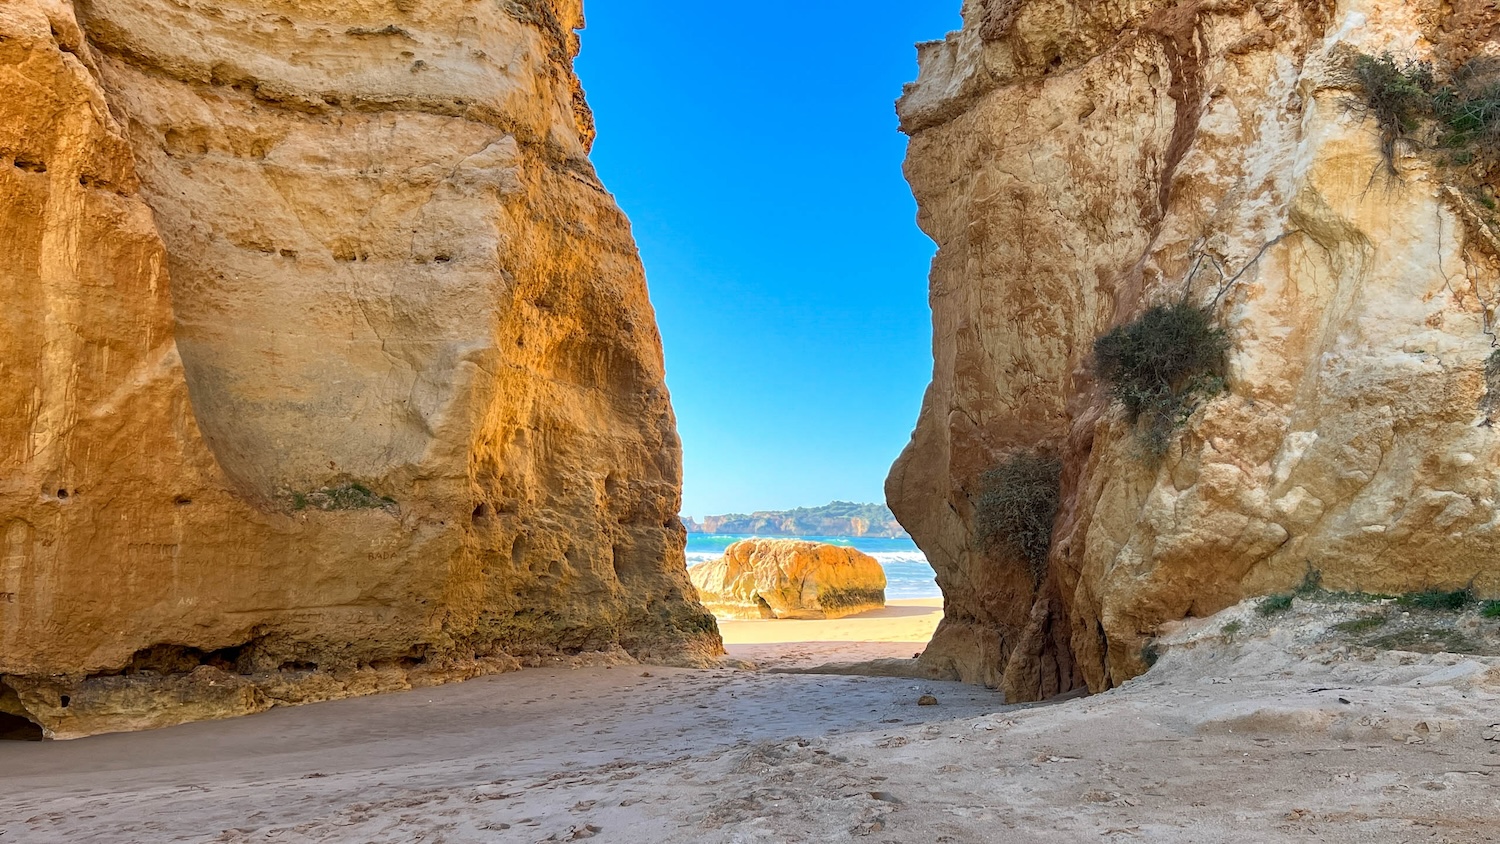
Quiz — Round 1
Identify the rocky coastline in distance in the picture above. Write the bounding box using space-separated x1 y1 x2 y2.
681 501 909 539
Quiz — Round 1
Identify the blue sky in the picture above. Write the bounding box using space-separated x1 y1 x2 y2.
576 3 960 518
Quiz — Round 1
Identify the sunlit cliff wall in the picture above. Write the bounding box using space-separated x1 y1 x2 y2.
0 0 718 739
890 0 1500 700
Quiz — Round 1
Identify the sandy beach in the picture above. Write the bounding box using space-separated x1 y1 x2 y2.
717 598 944 670
3 599 1499 843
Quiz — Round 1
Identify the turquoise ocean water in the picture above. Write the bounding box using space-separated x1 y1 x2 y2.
685 534 941 600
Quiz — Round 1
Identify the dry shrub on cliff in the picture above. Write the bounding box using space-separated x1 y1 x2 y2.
1353 53 1437 172
1093 302 1228 458
1353 53 1500 182
1436 59 1500 177
975 452 1062 583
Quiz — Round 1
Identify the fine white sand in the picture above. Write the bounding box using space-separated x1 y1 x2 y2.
3 598 1498 843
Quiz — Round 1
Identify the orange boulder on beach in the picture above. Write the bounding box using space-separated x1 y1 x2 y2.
688 539 887 620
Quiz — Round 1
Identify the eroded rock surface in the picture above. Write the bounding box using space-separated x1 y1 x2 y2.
891 0 1500 700
689 539 888 620
0 0 718 739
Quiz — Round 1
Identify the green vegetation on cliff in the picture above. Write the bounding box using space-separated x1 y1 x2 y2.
682 501 908 538
1093 301 1229 458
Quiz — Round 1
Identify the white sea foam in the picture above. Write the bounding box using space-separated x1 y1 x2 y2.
866 551 930 565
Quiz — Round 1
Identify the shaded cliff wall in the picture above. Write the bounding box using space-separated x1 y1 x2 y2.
0 0 718 739
890 0 1500 700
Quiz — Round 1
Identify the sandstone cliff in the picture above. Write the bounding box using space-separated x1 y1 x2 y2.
0 0 718 739
688 539 888 620
890 0 1500 701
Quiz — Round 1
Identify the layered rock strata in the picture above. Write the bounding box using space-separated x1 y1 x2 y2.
689 539 888 620
891 0 1500 701
0 0 718 739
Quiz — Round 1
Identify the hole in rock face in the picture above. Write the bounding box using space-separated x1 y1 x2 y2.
755 596 776 619
0 682 43 741
371 645 428 672
0 712 43 741
60 695 70 708
127 642 250 675
56 489 68 500
472 502 492 523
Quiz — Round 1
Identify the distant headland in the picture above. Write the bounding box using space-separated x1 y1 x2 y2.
682 501 909 539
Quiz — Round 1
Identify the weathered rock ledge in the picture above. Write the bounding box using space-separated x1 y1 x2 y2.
0 0 718 739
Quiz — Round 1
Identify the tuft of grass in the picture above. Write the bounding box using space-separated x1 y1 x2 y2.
1274 570 1394 605
1397 588 1474 612
1093 302 1229 458
1140 642 1161 668
1482 600 1500 619
1295 568 1324 596
1221 620 1243 637
1371 627 1481 655
1333 615 1388 635
974 451 1063 583
1257 593 1295 617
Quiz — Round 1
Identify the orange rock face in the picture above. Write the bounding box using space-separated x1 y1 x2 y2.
892 0 1500 701
0 0 718 739
689 539 888 620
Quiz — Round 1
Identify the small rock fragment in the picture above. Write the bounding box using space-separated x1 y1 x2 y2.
918 694 939 706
